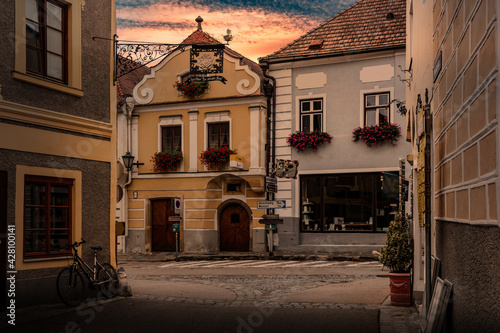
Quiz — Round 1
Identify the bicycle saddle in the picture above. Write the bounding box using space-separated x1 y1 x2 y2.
91 246 103 251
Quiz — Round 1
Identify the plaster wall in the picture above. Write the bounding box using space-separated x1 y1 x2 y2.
0 0 112 122
0 149 111 305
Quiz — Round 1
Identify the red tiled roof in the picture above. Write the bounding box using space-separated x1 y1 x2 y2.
117 56 151 104
262 0 405 62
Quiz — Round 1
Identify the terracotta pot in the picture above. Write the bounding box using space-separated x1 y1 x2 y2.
388 272 412 306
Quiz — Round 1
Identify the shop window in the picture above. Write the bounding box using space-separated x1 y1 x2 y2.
162 125 182 152
24 175 73 258
364 92 390 126
208 122 229 149
25 0 68 82
300 99 323 132
300 173 399 232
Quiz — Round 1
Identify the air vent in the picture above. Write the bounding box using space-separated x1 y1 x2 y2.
308 39 324 50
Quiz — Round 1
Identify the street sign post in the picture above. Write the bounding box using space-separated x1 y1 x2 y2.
168 216 182 222
265 176 278 193
265 224 277 231
257 200 286 209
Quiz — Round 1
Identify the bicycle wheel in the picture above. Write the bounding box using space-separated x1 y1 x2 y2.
56 266 86 307
97 263 119 299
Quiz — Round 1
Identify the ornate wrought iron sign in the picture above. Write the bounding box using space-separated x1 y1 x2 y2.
116 42 183 79
190 44 225 74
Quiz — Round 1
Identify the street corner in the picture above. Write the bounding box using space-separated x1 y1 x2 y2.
279 277 390 305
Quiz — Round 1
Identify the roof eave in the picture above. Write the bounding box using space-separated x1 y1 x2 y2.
261 44 406 65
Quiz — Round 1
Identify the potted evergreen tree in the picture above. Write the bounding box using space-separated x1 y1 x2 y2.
379 213 413 306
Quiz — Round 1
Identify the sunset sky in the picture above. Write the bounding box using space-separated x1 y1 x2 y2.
116 0 357 62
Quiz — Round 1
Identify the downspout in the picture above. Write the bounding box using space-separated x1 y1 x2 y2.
259 61 277 255
259 61 276 205
121 97 135 244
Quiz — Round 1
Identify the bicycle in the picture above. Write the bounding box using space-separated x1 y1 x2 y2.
56 239 119 307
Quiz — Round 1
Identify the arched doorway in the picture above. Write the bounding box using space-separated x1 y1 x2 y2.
219 203 250 252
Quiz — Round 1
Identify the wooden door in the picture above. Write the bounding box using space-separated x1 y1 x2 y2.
151 199 176 251
220 204 250 252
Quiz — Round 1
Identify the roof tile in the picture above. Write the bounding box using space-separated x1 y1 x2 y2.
262 0 405 61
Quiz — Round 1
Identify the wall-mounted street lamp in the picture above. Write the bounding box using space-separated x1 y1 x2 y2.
122 152 143 171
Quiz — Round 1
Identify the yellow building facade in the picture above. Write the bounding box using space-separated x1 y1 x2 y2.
117 24 268 253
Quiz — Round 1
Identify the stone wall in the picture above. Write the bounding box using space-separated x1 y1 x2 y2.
432 0 498 331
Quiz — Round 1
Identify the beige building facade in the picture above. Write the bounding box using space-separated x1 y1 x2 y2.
0 0 116 307
407 0 499 330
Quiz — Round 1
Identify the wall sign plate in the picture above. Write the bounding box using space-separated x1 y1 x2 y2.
190 44 224 74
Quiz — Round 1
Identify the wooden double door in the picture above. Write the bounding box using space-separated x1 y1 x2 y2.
220 204 250 252
151 199 176 251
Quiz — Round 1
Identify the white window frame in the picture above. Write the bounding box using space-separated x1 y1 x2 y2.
359 87 394 127
295 93 327 132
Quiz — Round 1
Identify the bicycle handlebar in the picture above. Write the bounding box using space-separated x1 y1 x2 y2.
61 238 86 251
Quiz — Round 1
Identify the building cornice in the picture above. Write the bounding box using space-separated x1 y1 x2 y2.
0 100 113 138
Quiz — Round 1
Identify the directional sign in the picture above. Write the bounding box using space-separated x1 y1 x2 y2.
168 216 182 222
257 200 286 209
265 177 278 193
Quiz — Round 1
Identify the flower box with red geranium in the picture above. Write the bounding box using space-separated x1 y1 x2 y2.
200 147 236 171
151 151 183 173
286 131 333 152
174 80 209 99
352 122 401 147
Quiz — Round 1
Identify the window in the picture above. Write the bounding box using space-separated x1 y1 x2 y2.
162 126 182 152
25 0 67 82
24 175 72 258
364 93 390 126
300 99 323 132
300 173 399 232
208 122 229 149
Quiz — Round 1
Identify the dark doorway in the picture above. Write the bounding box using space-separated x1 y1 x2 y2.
0 171 7 310
220 204 250 252
151 199 176 251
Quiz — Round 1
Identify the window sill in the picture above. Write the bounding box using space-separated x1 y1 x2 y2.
13 71 84 97
23 255 73 263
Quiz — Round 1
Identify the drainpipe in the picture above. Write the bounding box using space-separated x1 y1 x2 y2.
259 61 277 255
120 97 135 252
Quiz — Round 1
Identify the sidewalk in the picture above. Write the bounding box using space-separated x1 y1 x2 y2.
117 250 378 263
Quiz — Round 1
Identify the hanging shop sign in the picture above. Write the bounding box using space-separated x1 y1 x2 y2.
190 44 224 74
275 159 299 179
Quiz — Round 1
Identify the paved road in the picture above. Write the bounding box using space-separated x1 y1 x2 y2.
2 259 421 333
4 298 379 333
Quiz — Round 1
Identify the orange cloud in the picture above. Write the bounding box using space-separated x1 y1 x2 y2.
117 3 321 62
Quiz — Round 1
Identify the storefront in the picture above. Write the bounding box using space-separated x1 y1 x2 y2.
300 172 399 233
